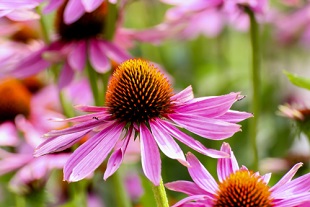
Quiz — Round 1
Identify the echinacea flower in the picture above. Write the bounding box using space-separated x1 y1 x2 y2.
44 0 117 24
34 58 252 185
166 142 310 207
10 1 130 88
0 1 40 21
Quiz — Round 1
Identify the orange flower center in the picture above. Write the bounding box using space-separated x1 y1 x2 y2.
55 1 108 41
214 170 273 207
10 23 39 43
0 78 31 123
106 59 173 123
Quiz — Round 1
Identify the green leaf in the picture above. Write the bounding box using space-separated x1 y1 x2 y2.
284 71 310 90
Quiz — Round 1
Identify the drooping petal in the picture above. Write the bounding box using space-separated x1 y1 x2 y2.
81 0 103 12
217 142 239 183
217 110 253 123
169 113 241 140
98 41 131 63
6 9 40 21
273 172 310 198
150 120 187 166
75 105 108 112
68 41 86 71
10 46 51 78
171 195 210 207
44 118 108 137
0 154 33 176
270 163 303 193
176 92 242 118
43 0 64 13
186 153 218 194
171 85 194 103
50 111 109 123
34 130 91 157
139 123 161 186
64 122 124 181
165 180 208 196
64 0 85 25
157 120 228 158
104 128 132 180
89 39 110 73
58 61 74 89
273 193 310 207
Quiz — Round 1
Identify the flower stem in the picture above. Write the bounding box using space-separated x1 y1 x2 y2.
36 6 50 44
87 61 102 106
151 178 169 207
110 171 132 207
245 7 260 171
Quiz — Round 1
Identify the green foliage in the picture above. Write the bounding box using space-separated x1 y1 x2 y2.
284 71 310 90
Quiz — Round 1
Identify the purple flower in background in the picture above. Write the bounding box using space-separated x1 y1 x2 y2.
34 58 252 185
0 0 40 21
166 142 310 207
9 1 130 89
43 0 117 24
125 0 268 44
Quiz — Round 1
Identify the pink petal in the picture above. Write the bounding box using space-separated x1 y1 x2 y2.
89 39 110 73
0 154 33 176
217 142 239 183
171 86 194 103
273 193 310 207
50 111 108 123
150 120 187 166
44 118 108 137
43 0 64 13
64 122 124 181
171 195 209 207
218 110 253 123
64 0 85 24
10 46 51 78
98 41 131 63
0 121 19 146
157 120 228 158
169 113 241 140
34 130 91 157
81 0 103 12
58 61 74 89
139 123 161 186
15 115 43 148
68 41 86 71
103 128 132 179
187 152 218 194
6 9 40 21
165 180 208 196
270 163 303 193
176 92 241 117
273 171 310 197
75 105 108 112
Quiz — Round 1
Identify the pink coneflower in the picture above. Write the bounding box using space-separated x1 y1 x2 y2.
0 1 40 21
10 1 130 88
166 142 310 206
44 0 117 24
34 58 252 185
126 0 268 44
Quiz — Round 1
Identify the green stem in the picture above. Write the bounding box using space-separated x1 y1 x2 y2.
245 7 260 171
110 171 132 207
151 178 169 207
15 194 26 207
104 2 118 40
36 6 50 43
87 61 101 106
59 91 75 118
